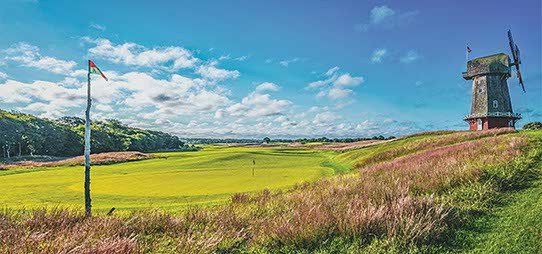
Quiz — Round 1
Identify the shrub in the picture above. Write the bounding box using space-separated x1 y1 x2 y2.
523 121 542 130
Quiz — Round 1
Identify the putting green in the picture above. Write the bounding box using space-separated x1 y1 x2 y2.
0 147 336 212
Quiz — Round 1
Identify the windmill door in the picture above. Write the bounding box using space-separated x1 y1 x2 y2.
477 119 483 130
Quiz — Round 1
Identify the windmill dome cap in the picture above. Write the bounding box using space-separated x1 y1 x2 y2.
464 53 510 79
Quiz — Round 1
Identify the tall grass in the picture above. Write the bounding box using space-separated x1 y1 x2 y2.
0 130 535 253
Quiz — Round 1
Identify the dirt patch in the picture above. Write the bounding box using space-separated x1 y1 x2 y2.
0 151 155 169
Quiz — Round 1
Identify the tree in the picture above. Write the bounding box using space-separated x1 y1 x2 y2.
263 137 271 144
523 122 542 130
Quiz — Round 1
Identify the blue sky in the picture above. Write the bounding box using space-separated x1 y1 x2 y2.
0 0 540 138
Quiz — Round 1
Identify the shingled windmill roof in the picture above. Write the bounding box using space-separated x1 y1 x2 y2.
463 53 511 80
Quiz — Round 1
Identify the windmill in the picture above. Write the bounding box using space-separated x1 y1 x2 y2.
462 30 525 131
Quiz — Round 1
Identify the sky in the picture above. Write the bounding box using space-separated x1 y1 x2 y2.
0 0 540 139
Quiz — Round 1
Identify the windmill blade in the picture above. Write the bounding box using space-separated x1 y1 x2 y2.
517 68 526 92
507 30 519 64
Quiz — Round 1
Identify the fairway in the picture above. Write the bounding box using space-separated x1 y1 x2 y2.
0 146 335 212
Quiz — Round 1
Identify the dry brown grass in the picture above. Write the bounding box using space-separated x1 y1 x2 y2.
359 128 516 167
0 131 530 253
304 139 395 151
0 152 154 169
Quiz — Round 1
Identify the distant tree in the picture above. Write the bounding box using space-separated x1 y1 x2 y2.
524 122 542 130
263 137 271 144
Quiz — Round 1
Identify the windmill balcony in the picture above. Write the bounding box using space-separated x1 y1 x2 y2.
464 112 521 120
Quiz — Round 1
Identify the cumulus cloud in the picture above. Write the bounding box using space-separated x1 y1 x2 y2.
0 72 7 80
333 73 364 87
355 5 419 32
400 50 420 63
84 37 198 71
313 110 340 125
225 84 291 118
328 87 352 100
195 61 240 81
255 82 280 92
306 67 364 101
3 43 77 74
371 48 387 63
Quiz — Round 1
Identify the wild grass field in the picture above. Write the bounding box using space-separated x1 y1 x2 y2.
1 128 541 253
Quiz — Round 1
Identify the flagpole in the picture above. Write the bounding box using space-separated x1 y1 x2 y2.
84 60 92 217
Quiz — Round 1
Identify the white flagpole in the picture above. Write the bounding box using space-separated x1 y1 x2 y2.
84 60 92 217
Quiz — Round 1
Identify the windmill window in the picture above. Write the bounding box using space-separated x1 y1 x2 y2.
493 100 498 109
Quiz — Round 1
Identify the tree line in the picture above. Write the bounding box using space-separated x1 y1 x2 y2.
0 109 184 158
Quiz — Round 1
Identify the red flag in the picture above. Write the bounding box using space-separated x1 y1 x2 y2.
89 60 108 81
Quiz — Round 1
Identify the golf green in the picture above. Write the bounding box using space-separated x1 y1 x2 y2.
0 146 336 212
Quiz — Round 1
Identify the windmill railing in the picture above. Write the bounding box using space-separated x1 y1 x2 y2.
464 112 522 120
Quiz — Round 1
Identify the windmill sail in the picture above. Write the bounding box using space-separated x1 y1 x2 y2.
507 30 525 92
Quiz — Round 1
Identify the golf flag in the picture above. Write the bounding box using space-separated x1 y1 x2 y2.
89 60 108 81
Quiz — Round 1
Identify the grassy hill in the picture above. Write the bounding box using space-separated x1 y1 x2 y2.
0 109 183 158
0 128 540 253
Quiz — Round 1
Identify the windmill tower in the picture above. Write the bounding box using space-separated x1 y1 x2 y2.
463 30 525 130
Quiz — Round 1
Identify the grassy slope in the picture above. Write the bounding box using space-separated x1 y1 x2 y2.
0 147 335 212
468 177 542 253
455 130 542 253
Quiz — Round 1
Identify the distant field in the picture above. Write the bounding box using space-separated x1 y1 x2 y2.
0 147 337 212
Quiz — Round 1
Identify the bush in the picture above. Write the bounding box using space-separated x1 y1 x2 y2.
523 122 542 130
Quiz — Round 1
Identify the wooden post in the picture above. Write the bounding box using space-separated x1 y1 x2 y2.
84 60 92 217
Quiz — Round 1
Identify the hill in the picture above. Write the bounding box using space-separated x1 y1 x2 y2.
0 109 183 158
0 128 541 253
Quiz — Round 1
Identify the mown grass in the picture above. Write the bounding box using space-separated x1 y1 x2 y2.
0 129 540 253
0 147 335 212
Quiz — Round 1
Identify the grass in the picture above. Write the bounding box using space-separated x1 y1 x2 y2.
0 147 336 212
1 129 541 253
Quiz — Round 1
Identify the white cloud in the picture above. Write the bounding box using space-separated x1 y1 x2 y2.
196 61 240 81
84 37 198 71
371 6 396 24
333 73 364 87
325 66 340 76
4 43 77 74
255 82 280 92
0 72 7 80
400 50 420 63
328 87 353 100
226 87 291 118
355 5 419 32
313 110 340 125
90 23 106 31
279 57 300 67
316 90 327 99
234 55 249 61
96 104 114 112
306 68 364 101
371 48 387 63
